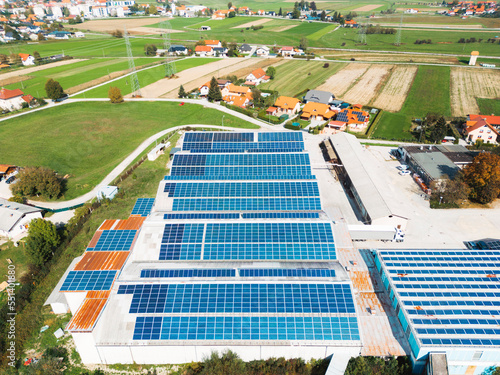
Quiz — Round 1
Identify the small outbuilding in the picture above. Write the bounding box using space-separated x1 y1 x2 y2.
97 186 118 201
0 198 43 239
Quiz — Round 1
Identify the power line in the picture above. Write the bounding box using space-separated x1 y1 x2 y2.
395 13 403 46
161 19 176 77
124 26 141 97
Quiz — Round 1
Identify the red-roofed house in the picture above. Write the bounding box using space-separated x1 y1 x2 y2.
19 53 35 66
195 45 213 57
464 116 500 144
0 88 28 111
468 114 500 128
279 46 296 57
245 68 270 85
199 79 231 97
205 40 222 48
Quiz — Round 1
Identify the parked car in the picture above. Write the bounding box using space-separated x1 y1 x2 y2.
5 176 16 184
396 165 408 171
399 170 411 176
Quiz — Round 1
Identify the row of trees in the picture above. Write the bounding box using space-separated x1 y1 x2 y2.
0 51 41 65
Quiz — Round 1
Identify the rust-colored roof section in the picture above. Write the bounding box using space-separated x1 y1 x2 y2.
74 251 129 271
87 230 103 248
99 219 116 230
114 216 145 230
86 290 111 299
66 291 110 332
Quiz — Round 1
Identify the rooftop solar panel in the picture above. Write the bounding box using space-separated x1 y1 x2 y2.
163 175 317 181
172 153 310 167
131 198 155 217
172 197 322 211
239 268 335 278
140 269 236 278
258 132 303 142
61 270 117 291
93 230 137 252
170 166 313 178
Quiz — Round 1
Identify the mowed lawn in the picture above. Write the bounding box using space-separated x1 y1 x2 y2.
259 60 346 97
0 101 258 200
477 98 500 116
4 57 161 97
75 57 218 98
372 66 451 140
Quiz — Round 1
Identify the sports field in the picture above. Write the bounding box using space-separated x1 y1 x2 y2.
0 101 257 200
259 60 346 97
74 57 217 98
3 57 161 97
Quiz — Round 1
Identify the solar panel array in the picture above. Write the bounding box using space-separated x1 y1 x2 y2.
61 270 117 291
121 132 359 346
131 198 155 216
376 248 500 354
89 230 137 252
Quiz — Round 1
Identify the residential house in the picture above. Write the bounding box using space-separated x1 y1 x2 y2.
195 45 212 57
468 114 500 129
0 88 29 111
255 46 270 56
199 79 231 97
464 116 500 144
301 102 335 121
304 90 335 105
47 31 72 40
0 165 17 180
238 6 249 13
279 46 295 57
405 8 418 13
324 120 347 135
168 45 188 55
205 40 222 48
344 19 357 27
226 83 251 97
223 94 250 108
266 107 278 116
336 108 370 131
222 84 252 108
257 9 265 15
0 198 43 239
273 96 301 115
19 53 35 66
245 68 270 85
239 43 253 53
212 9 229 19
213 47 228 57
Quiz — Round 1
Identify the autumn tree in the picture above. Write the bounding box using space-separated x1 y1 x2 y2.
207 76 222 102
11 166 63 199
149 4 158 15
25 219 60 268
462 152 500 204
9 53 21 65
108 86 123 103
430 178 470 205
45 78 65 100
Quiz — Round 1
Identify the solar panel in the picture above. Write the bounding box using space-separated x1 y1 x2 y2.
140 269 236 278
163 175 317 181
182 142 305 153
241 212 320 219
93 230 137 251
131 198 155 216
170 166 313 178
172 153 310 167
240 269 335 277
258 132 303 142
133 315 360 341
119 283 355 314
163 213 240 220
203 243 336 260
172 197 322 211
61 270 117 291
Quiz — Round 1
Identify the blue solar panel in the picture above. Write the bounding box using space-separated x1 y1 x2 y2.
164 182 319 198
159 244 202 260
241 212 320 219
172 153 310 167
163 175 317 181
93 230 137 251
182 142 304 153
133 316 359 341
119 283 355 314
163 213 240 220
258 132 303 142
131 198 155 216
203 243 336 260
240 269 335 277
172 198 322 211
170 166 313 177
140 269 236 278
61 270 117 291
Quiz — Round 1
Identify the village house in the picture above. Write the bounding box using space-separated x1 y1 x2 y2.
199 79 231 97
279 46 296 57
324 120 347 135
255 46 270 56
336 108 370 132
245 68 270 85
468 114 500 129
464 116 500 144
205 40 222 48
0 198 43 239
195 45 212 57
304 90 335 105
272 96 301 115
301 102 335 122
0 165 17 181
19 53 35 66
167 45 188 55
0 88 30 111
239 43 253 54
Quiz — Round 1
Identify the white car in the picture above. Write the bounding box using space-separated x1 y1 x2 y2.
396 165 408 171
399 170 411 176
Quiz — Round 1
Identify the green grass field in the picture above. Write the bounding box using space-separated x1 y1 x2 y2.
259 60 346 97
0 101 258 200
372 65 451 140
477 98 500 116
75 57 218 98
5 57 161 97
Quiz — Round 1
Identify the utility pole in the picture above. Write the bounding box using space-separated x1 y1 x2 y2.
124 26 141 97
394 13 403 46
161 19 176 77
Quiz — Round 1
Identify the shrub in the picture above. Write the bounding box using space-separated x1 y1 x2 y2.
11 166 64 199
108 86 124 103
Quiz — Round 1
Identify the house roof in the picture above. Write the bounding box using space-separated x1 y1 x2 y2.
224 95 248 108
227 83 250 95
239 43 252 51
22 95 34 103
469 114 500 126
465 117 500 136
19 53 31 61
0 198 42 233
204 39 220 45
0 88 24 100
304 90 334 104
0 165 16 174
302 102 335 118
274 96 300 110
266 107 277 113
195 45 212 52
280 46 293 51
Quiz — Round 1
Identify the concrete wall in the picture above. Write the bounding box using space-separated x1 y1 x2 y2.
73 333 102 364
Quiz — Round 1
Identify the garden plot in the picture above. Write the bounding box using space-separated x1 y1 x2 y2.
372 66 417 111
341 64 392 105
450 67 500 116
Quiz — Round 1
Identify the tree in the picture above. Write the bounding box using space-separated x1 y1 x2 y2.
111 29 123 38
8 195 26 204
228 1 233 9
299 37 308 51
45 78 65 99
292 7 301 19
144 44 157 56
310 1 317 10
37 32 45 41
320 10 326 21
430 178 470 205
251 87 263 108
278 7 282 16
63 7 70 17
207 76 222 102
463 152 500 204
200 350 245 375
266 66 276 80
429 116 447 143
108 86 123 103
178 85 187 98
9 53 21 65
149 4 158 15
33 51 41 64
11 166 63 199
25 219 60 268
228 11 235 18
0 54 7 63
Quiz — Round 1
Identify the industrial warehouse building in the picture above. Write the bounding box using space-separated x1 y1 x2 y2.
47 132 362 366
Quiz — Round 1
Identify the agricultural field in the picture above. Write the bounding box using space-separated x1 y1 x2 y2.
0 101 257 200
2 57 161 97
316 64 369 96
341 64 392 105
259 60 346 97
450 67 500 116
477 98 500 116
74 57 217 98
372 65 451 139
372 66 418 112
369 14 500 28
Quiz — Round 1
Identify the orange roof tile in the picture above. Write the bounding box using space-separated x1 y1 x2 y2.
114 216 146 230
88 230 103 248
249 67 266 79
195 45 212 52
227 83 250 95
74 251 129 271
274 96 300 110
0 88 24 100
99 220 116 230
66 291 110 332
204 39 220 45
